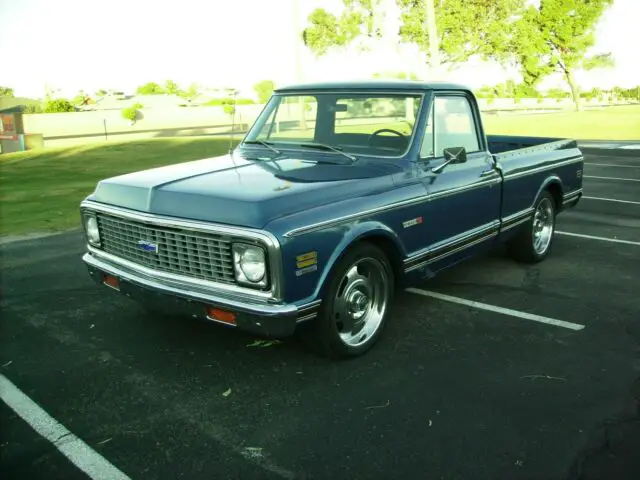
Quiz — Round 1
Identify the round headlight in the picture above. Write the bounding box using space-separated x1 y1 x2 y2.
86 216 100 245
239 247 266 282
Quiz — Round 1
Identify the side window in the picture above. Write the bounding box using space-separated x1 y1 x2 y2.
433 96 480 157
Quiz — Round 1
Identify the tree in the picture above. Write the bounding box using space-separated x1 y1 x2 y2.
254 80 275 103
397 0 524 69
513 0 614 111
164 80 179 95
302 0 523 73
43 99 75 113
302 0 386 56
179 83 200 102
136 82 164 95
0 86 15 97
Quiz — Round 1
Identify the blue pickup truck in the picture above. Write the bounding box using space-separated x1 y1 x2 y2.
80 81 583 358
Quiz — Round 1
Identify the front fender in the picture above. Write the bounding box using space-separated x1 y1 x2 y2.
313 221 406 299
281 220 406 306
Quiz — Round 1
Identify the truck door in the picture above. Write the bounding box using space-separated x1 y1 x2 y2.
414 93 502 270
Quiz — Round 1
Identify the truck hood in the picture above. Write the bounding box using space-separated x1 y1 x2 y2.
91 151 402 229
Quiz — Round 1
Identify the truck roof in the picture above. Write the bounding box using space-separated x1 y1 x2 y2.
274 79 472 93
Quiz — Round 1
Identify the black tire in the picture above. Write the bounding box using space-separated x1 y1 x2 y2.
507 191 557 264
300 242 395 359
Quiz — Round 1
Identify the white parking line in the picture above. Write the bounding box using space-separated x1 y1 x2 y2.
406 288 585 331
585 163 639 168
584 175 640 182
556 231 640 246
582 196 640 206
0 374 130 480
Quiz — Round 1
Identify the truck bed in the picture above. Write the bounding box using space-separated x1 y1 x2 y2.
487 134 577 155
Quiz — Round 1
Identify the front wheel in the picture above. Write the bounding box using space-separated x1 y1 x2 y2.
507 191 557 264
301 243 394 359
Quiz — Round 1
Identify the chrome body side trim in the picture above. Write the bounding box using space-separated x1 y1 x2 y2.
502 156 583 182
562 188 583 204
403 220 500 272
502 207 534 225
295 299 322 323
500 216 531 232
80 200 285 302
284 177 501 238
405 232 499 272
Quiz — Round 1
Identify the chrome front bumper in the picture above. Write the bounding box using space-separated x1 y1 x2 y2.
83 251 319 337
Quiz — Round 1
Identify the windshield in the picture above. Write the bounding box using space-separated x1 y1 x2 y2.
243 92 423 158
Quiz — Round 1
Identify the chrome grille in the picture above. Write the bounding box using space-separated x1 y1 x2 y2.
95 213 236 284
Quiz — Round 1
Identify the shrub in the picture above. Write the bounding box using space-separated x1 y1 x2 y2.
43 99 75 113
223 104 236 115
132 102 143 109
121 107 139 122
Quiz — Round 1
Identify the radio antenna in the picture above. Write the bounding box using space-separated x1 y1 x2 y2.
228 88 238 155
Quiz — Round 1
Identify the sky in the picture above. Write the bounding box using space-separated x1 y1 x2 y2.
1 0 639 98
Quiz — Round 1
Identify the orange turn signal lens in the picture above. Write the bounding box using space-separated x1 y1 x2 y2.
103 274 120 290
205 306 237 325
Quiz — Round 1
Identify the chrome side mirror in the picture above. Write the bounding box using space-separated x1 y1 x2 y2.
431 147 467 174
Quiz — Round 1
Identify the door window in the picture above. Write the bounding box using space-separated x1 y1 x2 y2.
420 96 481 158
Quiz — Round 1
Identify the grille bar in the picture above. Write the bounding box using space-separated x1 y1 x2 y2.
96 213 237 284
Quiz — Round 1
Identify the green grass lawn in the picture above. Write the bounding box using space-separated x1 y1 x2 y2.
483 105 640 140
0 137 238 237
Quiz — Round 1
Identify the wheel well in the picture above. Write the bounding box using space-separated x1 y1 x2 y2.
357 235 403 280
546 182 563 211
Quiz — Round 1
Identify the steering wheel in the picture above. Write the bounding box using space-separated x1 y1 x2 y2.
369 128 405 140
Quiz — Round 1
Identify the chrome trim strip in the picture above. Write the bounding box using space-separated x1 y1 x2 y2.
405 231 499 272
297 312 318 323
83 252 297 316
502 207 534 224
404 220 499 268
500 216 531 232
428 177 502 202
502 156 583 182
285 177 500 238
298 299 322 312
80 200 284 302
562 188 583 202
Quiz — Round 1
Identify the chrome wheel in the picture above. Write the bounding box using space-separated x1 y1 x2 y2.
532 198 554 255
332 257 390 347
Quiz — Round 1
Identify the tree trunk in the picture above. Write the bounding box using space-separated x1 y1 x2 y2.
425 0 441 78
564 68 581 112
292 0 307 131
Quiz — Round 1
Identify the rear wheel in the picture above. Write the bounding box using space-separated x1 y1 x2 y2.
301 243 394 359
507 191 556 263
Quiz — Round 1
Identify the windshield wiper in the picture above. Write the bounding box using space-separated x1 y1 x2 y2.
243 140 281 155
293 142 356 162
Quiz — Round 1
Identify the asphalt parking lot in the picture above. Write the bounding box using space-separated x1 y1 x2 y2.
1 146 639 480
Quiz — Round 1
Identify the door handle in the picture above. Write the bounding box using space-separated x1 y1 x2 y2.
480 169 496 177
